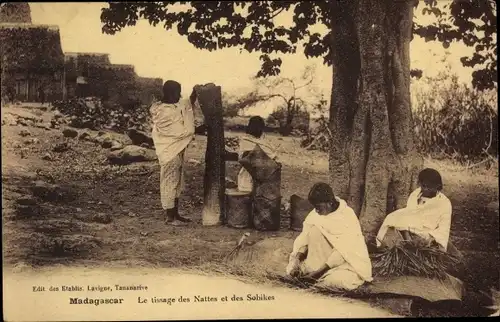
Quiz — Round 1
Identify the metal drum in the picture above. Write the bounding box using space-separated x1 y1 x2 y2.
225 188 252 229
252 196 282 231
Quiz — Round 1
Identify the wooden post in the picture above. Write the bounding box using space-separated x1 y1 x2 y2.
193 83 225 226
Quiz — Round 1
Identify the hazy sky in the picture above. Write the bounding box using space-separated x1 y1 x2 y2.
29 2 477 115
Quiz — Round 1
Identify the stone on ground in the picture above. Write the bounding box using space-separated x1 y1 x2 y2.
101 140 113 149
127 128 154 148
110 141 124 151
19 129 31 137
53 142 70 153
2 114 18 126
62 128 78 138
107 145 157 165
30 180 72 203
42 153 53 161
23 138 39 145
78 131 91 141
16 196 38 206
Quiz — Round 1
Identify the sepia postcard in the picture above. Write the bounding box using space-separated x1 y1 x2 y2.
2 1 498 321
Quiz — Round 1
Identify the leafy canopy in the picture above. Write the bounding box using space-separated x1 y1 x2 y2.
101 0 497 90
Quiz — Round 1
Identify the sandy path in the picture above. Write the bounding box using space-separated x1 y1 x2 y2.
4 266 398 320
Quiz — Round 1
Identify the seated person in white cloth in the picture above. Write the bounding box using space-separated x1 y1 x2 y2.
286 183 373 291
225 116 278 192
376 168 453 251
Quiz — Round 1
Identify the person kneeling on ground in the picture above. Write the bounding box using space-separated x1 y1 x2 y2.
151 80 205 226
285 183 373 291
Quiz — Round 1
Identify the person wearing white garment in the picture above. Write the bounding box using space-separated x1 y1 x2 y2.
225 116 278 192
286 183 373 291
150 80 205 226
376 168 455 252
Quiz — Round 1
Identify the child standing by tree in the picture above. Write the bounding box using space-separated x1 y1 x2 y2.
151 80 205 226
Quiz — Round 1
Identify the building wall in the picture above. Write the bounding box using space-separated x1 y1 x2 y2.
0 3 32 23
7 71 64 102
1 23 65 103
136 77 163 106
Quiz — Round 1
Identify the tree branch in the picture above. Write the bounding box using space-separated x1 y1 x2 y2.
295 76 314 91
270 7 285 20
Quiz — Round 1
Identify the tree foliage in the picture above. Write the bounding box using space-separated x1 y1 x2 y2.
101 0 496 90
412 61 498 163
414 0 497 91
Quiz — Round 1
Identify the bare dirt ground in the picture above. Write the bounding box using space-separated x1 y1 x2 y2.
3 267 399 320
2 104 499 317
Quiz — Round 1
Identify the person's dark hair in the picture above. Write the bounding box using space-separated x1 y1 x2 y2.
418 168 443 190
246 116 266 138
308 182 336 206
162 80 181 103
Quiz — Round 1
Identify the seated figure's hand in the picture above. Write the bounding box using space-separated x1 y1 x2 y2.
289 267 300 278
302 272 319 282
286 255 301 277
302 264 330 282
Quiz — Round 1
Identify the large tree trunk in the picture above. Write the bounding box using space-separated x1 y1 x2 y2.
193 83 226 226
329 0 423 241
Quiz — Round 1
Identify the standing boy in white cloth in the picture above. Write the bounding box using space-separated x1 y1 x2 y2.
286 183 373 291
151 80 200 226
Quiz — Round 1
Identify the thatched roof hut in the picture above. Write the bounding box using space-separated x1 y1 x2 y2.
0 23 64 73
0 3 32 23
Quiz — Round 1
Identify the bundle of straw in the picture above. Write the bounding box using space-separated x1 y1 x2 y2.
371 239 461 280
224 232 255 264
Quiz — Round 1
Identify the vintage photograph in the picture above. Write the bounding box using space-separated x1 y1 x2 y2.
2 1 498 320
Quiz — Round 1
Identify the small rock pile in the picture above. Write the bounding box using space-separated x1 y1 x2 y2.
59 127 157 165
52 97 150 133
1 111 45 128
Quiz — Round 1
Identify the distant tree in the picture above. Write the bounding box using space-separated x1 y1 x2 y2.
221 90 271 118
267 107 310 136
101 0 497 239
251 64 317 136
